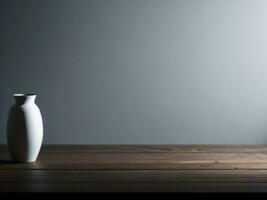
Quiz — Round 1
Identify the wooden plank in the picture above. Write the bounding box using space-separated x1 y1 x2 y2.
3 162 267 170
39 145 267 153
22 152 267 163
2 170 267 183
3 145 267 153
0 182 267 192
2 152 267 164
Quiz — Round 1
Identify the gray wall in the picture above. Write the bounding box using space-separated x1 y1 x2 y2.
1 0 267 144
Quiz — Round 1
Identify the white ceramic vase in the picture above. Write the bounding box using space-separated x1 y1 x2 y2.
7 94 43 163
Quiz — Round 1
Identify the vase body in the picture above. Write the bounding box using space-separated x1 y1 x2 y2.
7 94 43 163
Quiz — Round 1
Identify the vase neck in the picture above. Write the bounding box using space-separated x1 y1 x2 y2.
14 94 36 105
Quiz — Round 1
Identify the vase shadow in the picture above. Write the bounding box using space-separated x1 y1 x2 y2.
0 160 14 165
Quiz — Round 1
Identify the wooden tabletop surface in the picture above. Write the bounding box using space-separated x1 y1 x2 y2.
1 145 267 192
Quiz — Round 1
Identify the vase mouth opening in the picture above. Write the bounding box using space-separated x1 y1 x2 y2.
13 93 37 97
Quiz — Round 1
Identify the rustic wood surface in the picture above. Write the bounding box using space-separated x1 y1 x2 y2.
1 145 267 192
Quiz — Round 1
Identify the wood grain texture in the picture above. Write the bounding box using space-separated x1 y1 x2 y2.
1 145 267 192
2 144 267 153
2 182 267 193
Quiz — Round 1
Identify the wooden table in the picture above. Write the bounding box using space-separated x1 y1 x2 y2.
1 145 267 192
